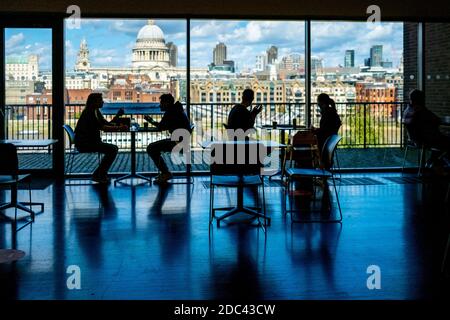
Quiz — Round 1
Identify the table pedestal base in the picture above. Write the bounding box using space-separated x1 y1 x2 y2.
114 174 152 186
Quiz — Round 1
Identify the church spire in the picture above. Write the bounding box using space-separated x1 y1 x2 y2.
75 38 90 72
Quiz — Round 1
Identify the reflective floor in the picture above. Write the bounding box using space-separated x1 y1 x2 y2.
0 173 448 300
17 147 427 172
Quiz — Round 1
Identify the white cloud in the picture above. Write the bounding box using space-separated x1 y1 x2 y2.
6 33 25 50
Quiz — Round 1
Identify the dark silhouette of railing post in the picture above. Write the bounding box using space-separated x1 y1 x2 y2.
400 103 404 149
363 103 367 149
47 105 52 153
288 102 292 124
210 103 214 142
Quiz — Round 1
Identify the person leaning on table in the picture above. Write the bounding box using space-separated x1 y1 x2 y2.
144 93 191 184
75 93 128 184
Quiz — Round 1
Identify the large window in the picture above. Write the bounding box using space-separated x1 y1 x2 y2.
3 27 53 169
190 20 306 144
64 19 187 153
311 21 404 147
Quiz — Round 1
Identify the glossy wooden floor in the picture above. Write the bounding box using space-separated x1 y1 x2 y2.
0 173 449 300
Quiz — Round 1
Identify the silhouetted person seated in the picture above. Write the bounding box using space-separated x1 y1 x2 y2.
311 93 342 152
75 93 127 184
145 94 191 184
227 89 262 133
403 89 450 166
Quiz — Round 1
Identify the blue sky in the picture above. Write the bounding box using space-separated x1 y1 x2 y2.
5 20 403 71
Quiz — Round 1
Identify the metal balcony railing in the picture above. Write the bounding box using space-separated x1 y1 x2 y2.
4 102 407 152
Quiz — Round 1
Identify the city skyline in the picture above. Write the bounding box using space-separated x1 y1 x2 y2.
5 20 403 71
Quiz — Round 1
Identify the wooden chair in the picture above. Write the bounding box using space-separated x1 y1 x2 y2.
282 130 321 181
285 135 342 223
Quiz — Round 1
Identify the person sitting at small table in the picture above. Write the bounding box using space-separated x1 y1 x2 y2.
144 94 191 184
227 89 263 132
311 93 342 151
403 89 450 166
75 93 127 184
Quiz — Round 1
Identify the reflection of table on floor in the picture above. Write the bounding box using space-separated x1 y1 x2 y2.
201 140 285 224
0 139 56 225
114 128 159 186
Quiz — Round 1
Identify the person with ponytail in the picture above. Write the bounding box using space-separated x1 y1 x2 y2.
311 93 342 151
75 93 127 184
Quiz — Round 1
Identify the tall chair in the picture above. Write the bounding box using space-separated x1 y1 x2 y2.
0 143 44 231
209 141 269 228
63 124 100 175
282 130 320 179
285 134 342 223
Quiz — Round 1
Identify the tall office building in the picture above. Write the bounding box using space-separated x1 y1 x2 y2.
255 54 267 71
344 50 355 67
311 56 323 74
370 45 383 67
167 42 178 67
213 42 227 65
267 45 278 64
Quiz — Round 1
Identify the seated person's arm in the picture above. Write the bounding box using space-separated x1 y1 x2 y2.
110 108 125 124
145 114 168 131
96 109 127 131
248 105 263 128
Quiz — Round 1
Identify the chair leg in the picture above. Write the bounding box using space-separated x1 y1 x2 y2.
288 178 294 222
334 150 342 180
331 175 343 222
70 153 75 175
442 232 450 275
255 183 260 212
209 183 214 225
418 146 425 177
64 153 69 174
28 181 34 222
402 145 409 173
261 180 268 228
66 153 71 175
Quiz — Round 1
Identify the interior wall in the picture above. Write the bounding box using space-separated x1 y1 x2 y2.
404 22 450 116
424 23 450 117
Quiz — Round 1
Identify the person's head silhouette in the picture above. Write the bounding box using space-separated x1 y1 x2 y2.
409 89 425 108
317 93 336 114
159 93 175 111
86 93 104 109
242 89 254 107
